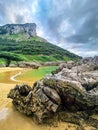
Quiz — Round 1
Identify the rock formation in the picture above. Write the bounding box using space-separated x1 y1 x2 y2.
81 56 98 65
8 58 98 129
0 23 36 37
17 61 40 69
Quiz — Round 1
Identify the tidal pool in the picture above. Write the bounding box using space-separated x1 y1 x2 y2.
0 66 57 84
15 66 57 84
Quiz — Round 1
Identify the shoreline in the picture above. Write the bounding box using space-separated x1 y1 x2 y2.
10 71 22 82
0 67 33 84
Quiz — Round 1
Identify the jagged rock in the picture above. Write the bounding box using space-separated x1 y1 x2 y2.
52 61 78 74
42 62 59 66
8 61 98 128
9 64 18 67
80 56 98 66
0 23 36 37
43 70 98 110
52 59 98 75
17 62 40 69
8 83 61 123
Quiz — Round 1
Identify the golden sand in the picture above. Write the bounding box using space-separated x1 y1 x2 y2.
0 67 23 73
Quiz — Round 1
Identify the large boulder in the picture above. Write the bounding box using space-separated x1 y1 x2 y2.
9 64 18 67
8 83 61 123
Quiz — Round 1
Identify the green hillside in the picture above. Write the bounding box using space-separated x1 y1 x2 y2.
0 34 81 65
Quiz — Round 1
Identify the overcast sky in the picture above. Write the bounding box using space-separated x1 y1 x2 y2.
0 0 98 57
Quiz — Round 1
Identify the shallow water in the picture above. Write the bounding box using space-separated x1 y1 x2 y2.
0 105 78 130
0 69 38 85
0 66 57 85
16 66 57 84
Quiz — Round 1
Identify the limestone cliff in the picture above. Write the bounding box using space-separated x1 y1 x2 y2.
0 23 36 37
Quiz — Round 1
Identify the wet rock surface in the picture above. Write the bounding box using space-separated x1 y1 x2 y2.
8 57 98 129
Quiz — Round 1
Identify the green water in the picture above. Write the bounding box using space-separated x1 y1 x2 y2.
16 66 57 84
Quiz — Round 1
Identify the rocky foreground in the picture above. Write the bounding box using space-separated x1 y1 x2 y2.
8 56 98 129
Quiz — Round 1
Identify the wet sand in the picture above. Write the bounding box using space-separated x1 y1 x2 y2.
0 68 97 130
0 67 23 73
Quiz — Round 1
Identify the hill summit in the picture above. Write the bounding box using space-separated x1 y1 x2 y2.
0 23 36 38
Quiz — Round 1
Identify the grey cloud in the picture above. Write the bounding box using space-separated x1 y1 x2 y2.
0 0 35 24
46 0 98 41
41 0 98 57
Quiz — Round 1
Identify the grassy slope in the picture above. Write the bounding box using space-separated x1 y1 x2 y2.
0 34 81 64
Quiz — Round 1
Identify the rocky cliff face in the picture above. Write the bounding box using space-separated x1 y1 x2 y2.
0 23 36 37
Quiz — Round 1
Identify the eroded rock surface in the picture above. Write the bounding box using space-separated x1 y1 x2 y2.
8 83 61 123
8 59 98 128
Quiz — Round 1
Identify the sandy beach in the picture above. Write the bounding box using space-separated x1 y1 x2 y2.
0 67 23 73
0 67 96 130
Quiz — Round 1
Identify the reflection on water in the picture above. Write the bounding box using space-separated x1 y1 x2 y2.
0 104 51 130
0 105 78 130
0 108 9 120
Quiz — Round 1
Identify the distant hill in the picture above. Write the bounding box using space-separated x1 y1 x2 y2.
0 23 81 65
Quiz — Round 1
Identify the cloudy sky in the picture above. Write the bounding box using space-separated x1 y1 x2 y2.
0 0 98 57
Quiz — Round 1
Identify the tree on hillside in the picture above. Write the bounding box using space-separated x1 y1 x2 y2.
0 52 24 67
